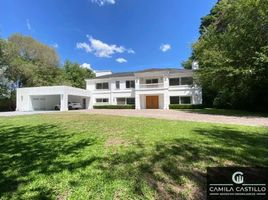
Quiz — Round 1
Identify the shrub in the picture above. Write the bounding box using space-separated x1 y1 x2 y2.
169 104 203 109
93 105 135 109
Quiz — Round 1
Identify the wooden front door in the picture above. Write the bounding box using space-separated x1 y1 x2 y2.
146 96 159 109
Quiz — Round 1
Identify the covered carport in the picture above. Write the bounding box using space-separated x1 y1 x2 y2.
16 86 91 111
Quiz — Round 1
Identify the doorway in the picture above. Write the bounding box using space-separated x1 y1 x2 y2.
146 96 159 109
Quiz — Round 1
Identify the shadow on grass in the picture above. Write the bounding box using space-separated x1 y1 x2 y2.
0 123 98 199
97 126 268 200
181 108 268 118
0 122 267 199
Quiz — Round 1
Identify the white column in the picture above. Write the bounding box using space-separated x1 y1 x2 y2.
163 90 169 110
163 75 169 88
86 97 92 109
135 77 140 89
135 93 141 109
60 93 68 111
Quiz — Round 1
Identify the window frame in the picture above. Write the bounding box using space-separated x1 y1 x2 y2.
169 78 180 86
169 96 192 104
181 77 193 85
96 82 109 90
116 97 135 105
146 79 158 84
126 80 135 88
180 96 191 104
115 81 120 89
95 98 109 103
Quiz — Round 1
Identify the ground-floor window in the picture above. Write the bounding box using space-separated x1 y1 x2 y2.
169 96 191 104
96 98 109 103
117 97 135 105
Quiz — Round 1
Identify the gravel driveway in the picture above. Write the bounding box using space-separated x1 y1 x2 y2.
1 109 267 127
84 109 268 127
0 111 59 117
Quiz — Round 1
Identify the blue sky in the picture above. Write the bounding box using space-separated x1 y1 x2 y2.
0 0 216 72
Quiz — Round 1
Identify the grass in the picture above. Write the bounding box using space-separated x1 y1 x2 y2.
181 108 268 117
0 113 267 200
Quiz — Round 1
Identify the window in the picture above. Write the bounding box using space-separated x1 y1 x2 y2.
96 98 109 103
126 80 135 88
180 96 191 104
169 96 191 104
181 77 193 85
115 81 120 89
169 78 180 86
126 98 135 105
170 96 180 104
116 98 135 105
146 79 158 84
96 82 109 90
117 98 125 105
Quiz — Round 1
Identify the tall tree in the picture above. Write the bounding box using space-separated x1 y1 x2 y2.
63 60 95 88
185 0 268 110
8 34 61 87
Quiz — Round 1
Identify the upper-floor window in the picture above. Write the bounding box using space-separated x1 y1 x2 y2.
169 78 180 86
146 79 158 84
126 80 135 88
181 77 193 85
115 81 120 89
96 82 109 90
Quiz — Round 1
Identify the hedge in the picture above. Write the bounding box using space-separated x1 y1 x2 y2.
169 104 203 109
93 105 135 109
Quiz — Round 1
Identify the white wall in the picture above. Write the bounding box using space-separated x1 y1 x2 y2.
95 70 112 77
16 86 91 111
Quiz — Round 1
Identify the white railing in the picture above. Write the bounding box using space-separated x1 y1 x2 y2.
139 83 164 89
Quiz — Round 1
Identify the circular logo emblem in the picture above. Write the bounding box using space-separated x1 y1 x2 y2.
232 171 244 184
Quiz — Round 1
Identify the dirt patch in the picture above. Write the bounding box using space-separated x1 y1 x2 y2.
105 137 130 147
56 190 70 200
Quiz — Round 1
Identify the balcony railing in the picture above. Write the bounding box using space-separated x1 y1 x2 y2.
139 83 164 89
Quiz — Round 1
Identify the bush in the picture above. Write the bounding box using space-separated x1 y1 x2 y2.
93 105 135 109
169 104 203 109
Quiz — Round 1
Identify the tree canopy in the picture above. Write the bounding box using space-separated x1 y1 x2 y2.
184 0 268 110
63 60 95 88
0 34 95 110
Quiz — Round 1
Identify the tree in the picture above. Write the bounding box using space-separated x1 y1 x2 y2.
63 60 95 88
184 0 268 110
7 34 61 87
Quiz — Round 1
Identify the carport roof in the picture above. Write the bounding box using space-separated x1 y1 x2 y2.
17 86 91 97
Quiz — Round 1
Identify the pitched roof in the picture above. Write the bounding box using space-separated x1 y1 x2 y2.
92 68 192 79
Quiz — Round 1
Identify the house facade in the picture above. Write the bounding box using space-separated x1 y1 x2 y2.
16 68 202 111
86 68 202 110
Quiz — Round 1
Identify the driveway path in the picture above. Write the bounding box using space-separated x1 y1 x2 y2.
0 111 59 117
84 109 268 127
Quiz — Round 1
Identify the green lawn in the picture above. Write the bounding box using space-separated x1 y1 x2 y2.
0 113 267 200
181 108 268 117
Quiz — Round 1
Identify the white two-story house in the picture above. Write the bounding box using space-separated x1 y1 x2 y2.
86 68 202 109
16 68 202 111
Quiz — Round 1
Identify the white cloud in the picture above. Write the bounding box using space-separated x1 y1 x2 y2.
116 58 127 63
51 43 59 48
80 63 92 70
76 35 134 58
76 42 92 53
26 19 31 31
127 49 135 54
91 0 115 6
160 44 171 52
